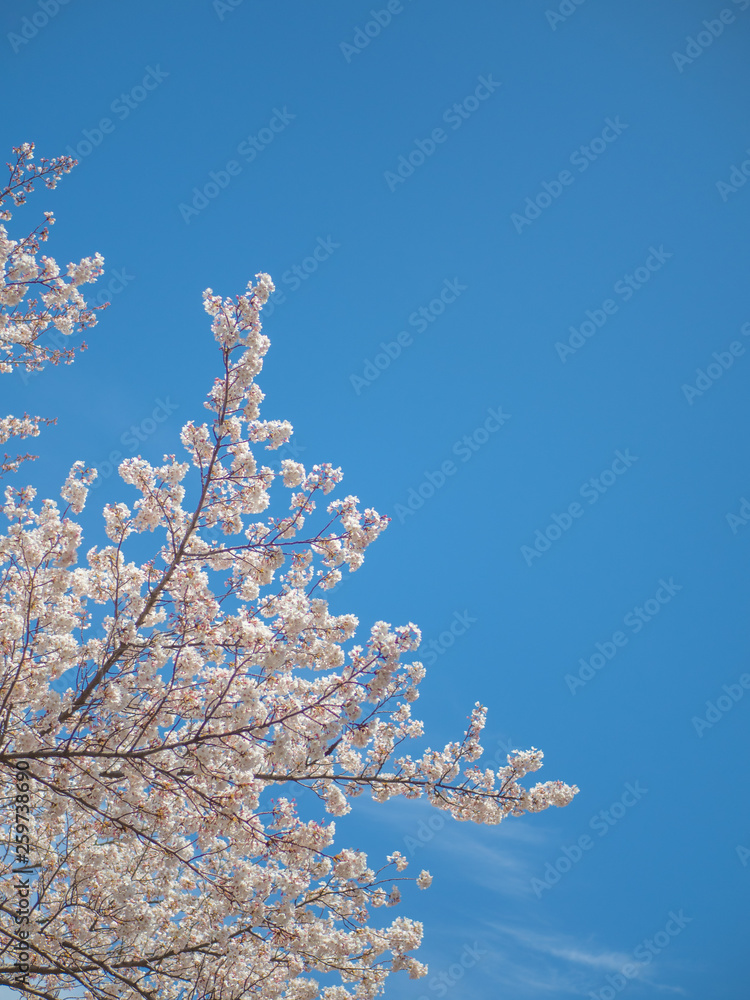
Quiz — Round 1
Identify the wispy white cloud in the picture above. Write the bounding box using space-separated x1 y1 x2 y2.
478 922 689 998
491 922 633 970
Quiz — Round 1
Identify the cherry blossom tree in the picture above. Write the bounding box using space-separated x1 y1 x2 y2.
0 145 578 1000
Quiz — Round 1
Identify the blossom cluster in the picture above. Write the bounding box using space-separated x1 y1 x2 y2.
0 144 104 482
0 143 104 373
0 148 577 1000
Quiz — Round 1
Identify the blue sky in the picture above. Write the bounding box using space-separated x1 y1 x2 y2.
1 0 749 997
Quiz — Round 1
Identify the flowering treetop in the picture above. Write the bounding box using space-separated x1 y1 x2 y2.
0 145 577 1000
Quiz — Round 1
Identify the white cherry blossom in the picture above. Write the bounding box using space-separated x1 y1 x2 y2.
0 146 578 1000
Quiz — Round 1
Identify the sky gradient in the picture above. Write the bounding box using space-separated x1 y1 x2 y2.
1 1 749 997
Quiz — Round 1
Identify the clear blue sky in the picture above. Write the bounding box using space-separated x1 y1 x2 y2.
2 1 749 997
